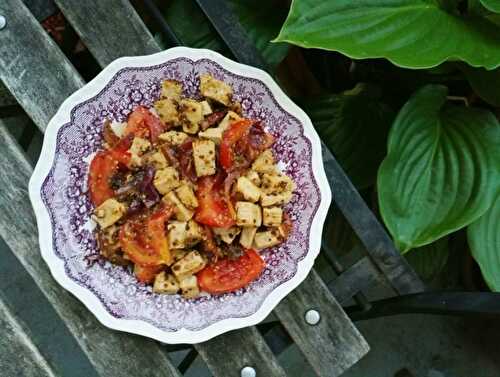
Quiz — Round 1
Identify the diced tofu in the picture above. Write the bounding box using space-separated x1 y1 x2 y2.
236 176 261 203
251 149 276 174
246 170 261 187
161 79 182 100
178 275 200 299
261 173 295 194
144 151 168 170
235 201 262 227
213 226 241 244
218 111 241 131
192 140 216 177
175 184 198 208
154 167 180 194
171 251 206 278
263 207 283 227
198 127 224 144
158 130 189 145
239 226 257 249
167 221 203 249
163 191 194 221
200 100 212 115
172 249 189 262
93 199 126 228
179 99 203 134
129 137 151 167
154 98 180 125
253 229 282 249
153 272 179 294
200 73 233 105
260 191 293 207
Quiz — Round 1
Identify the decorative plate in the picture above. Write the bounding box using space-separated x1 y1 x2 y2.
29 47 331 344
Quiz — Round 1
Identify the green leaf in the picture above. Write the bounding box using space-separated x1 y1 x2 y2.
468 192 500 291
378 85 500 252
274 0 500 70
459 64 500 107
405 237 449 280
480 0 500 13
162 0 288 68
301 84 396 189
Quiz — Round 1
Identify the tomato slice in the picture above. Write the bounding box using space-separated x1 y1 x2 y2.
220 119 255 170
195 173 235 228
108 134 132 166
126 106 165 143
89 151 119 206
134 264 164 284
119 205 174 266
197 249 265 294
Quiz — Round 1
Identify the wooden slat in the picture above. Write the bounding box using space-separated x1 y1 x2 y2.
0 2 181 375
54 2 287 375
0 299 57 377
23 0 57 21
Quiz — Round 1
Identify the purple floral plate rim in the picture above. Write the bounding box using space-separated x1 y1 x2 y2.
28 47 332 344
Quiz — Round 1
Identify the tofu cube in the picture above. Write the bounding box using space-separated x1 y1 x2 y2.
171 251 206 278
251 149 276 174
167 221 203 249
158 130 189 145
185 220 204 246
200 73 233 105
200 100 212 115
261 173 295 194
178 275 200 299
192 140 216 177
93 199 126 228
161 79 182 100
180 99 203 134
144 151 168 170
128 137 151 167
218 111 241 131
236 202 262 227
163 191 194 221
246 170 261 187
175 184 199 208
153 272 179 294
154 98 180 125
254 229 282 249
239 226 257 249
198 127 224 144
154 167 180 194
172 249 189 262
213 227 241 244
263 207 282 227
260 191 293 207
236 176 261 203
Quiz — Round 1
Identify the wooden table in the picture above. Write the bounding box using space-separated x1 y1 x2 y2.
0 1 425 376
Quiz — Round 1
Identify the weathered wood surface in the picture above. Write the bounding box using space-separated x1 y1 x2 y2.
23 0 57 21
0 299 57 377
0 0 84 132
55 2 289 375
328 256 383 305
275 270 369 377
0 122 180 377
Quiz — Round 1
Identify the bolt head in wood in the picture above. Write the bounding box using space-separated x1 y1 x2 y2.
0 16 6 30
241 366 256 377
305 309 320 325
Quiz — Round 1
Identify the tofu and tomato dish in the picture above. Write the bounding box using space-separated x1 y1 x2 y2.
88 74 295 298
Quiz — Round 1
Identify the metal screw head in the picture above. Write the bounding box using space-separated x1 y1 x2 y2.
0 16 6 30
241 366 256 377
305 309 321 325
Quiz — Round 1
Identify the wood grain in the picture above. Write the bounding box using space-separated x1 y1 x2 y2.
0 299 57 377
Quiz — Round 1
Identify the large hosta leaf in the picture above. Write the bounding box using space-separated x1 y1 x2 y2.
468 193 500 291
480 0 500 13
405 237 449 281
460 64 500 107
274 0 500 69
301 85 395 188
378 85 500 252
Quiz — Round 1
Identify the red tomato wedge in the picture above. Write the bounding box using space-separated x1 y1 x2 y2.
219 119 255 170
134 264 164 284
197 249 265 294
195 173 235 228
125 106 165 143
119 205 174 266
